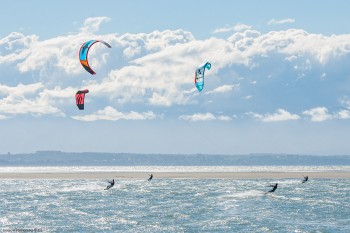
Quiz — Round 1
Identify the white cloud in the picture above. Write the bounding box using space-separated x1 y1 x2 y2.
0 82 43 96
179 112 232 122
71 106 156 122
79 17 111 34
3 20 350 82
303 107 350 121
217 115 233 121
0 83 65 117
284 55 298 62
302 107 332 122
268 18 295 25
2 17 350 120
213 23 251 34
233 24 252 32
0 32 38 64
248 109 300 122
229 28 350 65
149 92 172 106
205 84 239 95
336 109 350 119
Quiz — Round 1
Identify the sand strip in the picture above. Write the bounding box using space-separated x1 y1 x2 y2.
1 172 350 179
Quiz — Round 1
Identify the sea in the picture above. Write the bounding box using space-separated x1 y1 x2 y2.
1 166 350 233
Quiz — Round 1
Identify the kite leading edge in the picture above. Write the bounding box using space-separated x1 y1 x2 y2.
79 40 111 75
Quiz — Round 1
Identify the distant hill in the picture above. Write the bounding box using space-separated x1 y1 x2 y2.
1 151 350 166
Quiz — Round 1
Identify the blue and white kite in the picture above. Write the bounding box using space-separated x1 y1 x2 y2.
194 62 211 92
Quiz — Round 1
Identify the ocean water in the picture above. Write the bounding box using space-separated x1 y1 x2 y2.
1 167 350 232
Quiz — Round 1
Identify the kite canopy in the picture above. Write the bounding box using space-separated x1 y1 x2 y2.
79 40 111 75
76 89 89 110
194 62 211 92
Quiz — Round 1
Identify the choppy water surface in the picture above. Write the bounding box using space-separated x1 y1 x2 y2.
1 177 349 232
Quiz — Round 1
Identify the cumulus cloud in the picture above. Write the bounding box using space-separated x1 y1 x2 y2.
0 32 83 76
268 18 295 25
0 83 66 118
71 106 156 122
2 17 350 121
248 109 300 122
251 108 349 123
79 17 111 34
0 32 38 64
302 107 332 122
336 109 350 119
303 107 350 121
179 112 232 121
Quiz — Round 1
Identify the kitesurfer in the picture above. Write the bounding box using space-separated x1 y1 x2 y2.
105 179 115 190
148 174 153 181
302 175 308 183
267 183 278 193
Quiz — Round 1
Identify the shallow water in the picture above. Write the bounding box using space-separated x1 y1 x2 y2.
1 177 349 232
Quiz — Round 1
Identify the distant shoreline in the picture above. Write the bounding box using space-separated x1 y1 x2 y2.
1 172 350 179
1 152 350 167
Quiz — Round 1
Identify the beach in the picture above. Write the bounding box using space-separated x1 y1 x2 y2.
1 171 350 179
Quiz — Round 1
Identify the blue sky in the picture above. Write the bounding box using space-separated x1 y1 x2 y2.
2 0 349 38
1 1 350 155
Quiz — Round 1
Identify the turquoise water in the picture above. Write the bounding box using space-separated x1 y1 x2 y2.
1 176 349 232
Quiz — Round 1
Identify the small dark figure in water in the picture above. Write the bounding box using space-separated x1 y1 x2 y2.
302 175 309 183
148 174 153 181
105 179 115 190
267 183 278 193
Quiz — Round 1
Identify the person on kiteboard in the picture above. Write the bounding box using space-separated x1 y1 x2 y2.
148 174 153 181
105 179 115 190
302 175 308 183
267 183 278 193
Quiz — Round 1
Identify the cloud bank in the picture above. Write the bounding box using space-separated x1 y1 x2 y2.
1 17 350 122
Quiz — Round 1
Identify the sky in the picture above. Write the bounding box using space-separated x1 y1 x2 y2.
1 0 350 155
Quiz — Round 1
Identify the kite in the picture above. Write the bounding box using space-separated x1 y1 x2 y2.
194 62 211 92
79 40 111 75
76 89 89 110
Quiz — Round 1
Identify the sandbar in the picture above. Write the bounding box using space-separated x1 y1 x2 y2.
1 172 350 179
